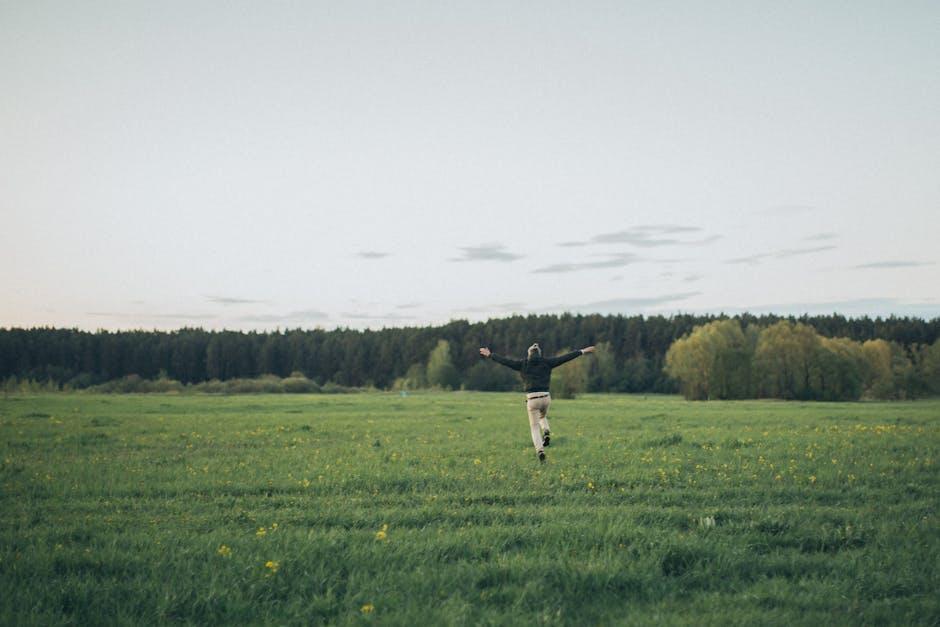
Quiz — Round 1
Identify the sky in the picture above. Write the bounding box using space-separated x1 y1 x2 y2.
2 0 938 331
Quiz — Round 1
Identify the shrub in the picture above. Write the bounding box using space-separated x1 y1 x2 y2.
89 374 184 393
225 375 284 394
282 374 320 394
321 381 355 394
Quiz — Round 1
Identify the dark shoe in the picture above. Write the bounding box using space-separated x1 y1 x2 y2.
542 432 551 447
538 451 546 462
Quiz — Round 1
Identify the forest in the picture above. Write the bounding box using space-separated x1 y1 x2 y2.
2 313 938 398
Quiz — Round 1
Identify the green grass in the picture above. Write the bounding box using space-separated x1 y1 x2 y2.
1 392 938 625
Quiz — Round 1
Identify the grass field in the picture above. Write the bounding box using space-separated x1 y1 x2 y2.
1 392 938 625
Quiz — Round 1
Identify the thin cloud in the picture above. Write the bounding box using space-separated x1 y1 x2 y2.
726 245 836 265
854 260 934 269
357 251 391 259
775 245 837 259
532 253 643 274
633 224 702 234
342 312 417 321
457 302 527 314
87 311 216 320
395 302 423 309
556 291 701 313
592 230 680 247
450 243 523 262
804 232 837 241
236 309 329 323
558 225 718 249
726 253 773 265
207 295 268 305
682 274 704 283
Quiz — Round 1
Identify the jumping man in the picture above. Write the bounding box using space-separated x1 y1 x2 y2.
478 342 595 462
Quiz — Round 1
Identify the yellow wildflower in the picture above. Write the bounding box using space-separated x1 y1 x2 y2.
256 527 267 537
217 545 232 557
361 603 375 614
265 560 279 574
375 523 388 541
473 459 482 465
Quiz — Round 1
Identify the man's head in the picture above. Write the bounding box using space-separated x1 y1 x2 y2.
527 343 541 358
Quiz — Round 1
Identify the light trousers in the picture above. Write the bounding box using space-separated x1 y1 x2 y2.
525 393 551 452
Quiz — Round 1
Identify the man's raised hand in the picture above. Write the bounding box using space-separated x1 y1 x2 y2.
581 346 596 354
479 347 492 358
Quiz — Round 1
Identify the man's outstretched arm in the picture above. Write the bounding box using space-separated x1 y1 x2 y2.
479 347 523 371
545 345 595 368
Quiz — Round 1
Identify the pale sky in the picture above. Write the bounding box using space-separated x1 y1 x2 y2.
2 1 938 331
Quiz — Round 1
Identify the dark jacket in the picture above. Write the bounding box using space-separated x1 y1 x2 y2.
489 350 583 393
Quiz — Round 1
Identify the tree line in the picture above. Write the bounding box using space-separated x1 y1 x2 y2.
0 313 937 395
665 319 940 401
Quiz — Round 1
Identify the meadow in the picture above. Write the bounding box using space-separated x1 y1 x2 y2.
0 392 937 625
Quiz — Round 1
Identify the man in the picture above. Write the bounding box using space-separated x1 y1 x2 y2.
478 342 595 462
